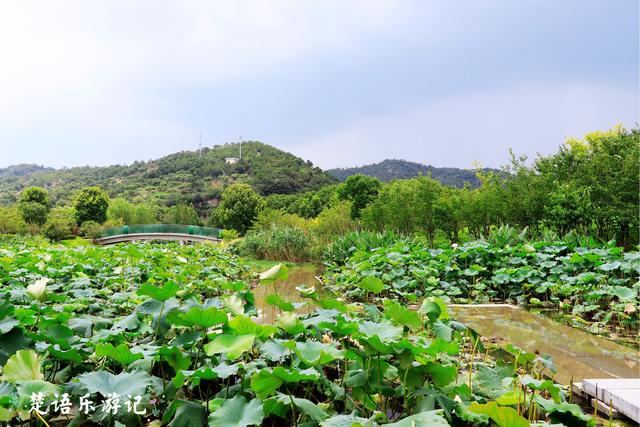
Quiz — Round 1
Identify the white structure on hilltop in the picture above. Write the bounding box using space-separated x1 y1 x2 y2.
224 140 243 164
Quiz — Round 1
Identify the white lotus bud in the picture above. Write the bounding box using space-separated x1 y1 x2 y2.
27 277 49 301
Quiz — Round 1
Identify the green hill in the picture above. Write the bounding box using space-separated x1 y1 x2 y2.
0 142 336 210
327 159 500 187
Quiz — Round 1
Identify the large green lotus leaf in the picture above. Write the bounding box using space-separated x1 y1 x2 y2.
204 334 255 360
211 363 239 379
495 389 527 406
168 400 206 427
251 367 319 399
428 338 459 356
519 374 563 402
0 349 43 381
265 294 295 312
158 346 192 371
358 276 384 294
77 370 152 397
384 302 422 331
454 403 489 424
223 295 245 316
227 315 277 339
0 326 32 366
208 395 264 427
385 410 450 426
419 297 450 321
320 414 376 427
259 340 289 362
431 321 453 342
259 263 289 282
0 382 17 405
291 340 344 366
276 312 306 335
250 370 283 399
425 362 457 387
48 344 84 364
0 317 18 334
473 365 514 400
137 282 180 302
358 320 403 342
274 393 329 422
609 286 636 301
534 395 595 427
173 306 228 328
15 380 60 400
469 402 529 427
95 342 144 366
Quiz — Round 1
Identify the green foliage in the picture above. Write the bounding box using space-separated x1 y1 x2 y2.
212 183 265 234
79 220 103 239
238 224 312 262
0 141 336 210
18 186 51 226
73 186 110 224
107 198 158 225
362 176 441 243
336 174 381 219
19 186 50 206
328 159 496 187
0 240 598 426
42 207 76 241
0 206 28 234
311 201 357 243
163 203 200 225
325 235 640 334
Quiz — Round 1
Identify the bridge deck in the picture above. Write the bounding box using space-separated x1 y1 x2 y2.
95 232 221 245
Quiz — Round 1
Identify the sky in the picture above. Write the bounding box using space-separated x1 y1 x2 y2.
0 1 637 170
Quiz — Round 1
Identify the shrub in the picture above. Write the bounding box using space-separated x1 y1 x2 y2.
79 221 103 240
219 229 240 241
237 225 312 262
43 208 76 241
323 230 403 267
311 201 357 243
0 206 29 234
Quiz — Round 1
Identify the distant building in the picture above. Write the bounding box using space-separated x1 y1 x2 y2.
225 157 239 164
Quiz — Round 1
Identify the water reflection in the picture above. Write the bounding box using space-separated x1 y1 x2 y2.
450 305 640 384
253 267 319 323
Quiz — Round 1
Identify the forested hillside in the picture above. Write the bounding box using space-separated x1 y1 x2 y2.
328 159 500 187
0 142 336 209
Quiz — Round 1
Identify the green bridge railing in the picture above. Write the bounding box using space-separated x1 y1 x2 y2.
101 224 222 239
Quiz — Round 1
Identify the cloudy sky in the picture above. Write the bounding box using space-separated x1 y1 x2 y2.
0 1 637 170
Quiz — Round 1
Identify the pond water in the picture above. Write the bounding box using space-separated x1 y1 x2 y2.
251 268 639 386
253 266 320 323
450 305 640 384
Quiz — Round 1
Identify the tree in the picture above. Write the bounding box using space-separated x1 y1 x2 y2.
336 174 381 219
211 183 265 234
163 204 199 225
18 187 50 225
73 187 110 224
361 176 441 245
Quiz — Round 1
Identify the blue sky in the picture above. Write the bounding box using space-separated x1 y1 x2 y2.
0 1 637 169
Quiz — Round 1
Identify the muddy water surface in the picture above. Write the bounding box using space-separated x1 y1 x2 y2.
450 305 640 384
253 266 320 323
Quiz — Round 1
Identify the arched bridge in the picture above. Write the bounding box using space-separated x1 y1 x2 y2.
96 224 223 245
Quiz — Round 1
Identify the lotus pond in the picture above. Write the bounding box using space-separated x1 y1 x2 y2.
0 238 636 426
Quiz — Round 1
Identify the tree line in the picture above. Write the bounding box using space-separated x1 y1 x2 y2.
1 126 637 247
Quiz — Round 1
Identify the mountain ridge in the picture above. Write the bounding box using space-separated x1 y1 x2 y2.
327 158 500 187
